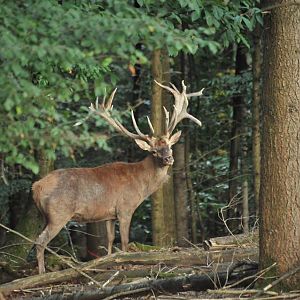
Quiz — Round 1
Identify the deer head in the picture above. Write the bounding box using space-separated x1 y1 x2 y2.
89 80 204 166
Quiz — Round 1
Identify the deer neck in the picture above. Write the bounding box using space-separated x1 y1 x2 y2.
139 155 170 198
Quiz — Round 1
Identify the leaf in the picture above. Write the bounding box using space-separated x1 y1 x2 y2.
191 10 200 22
255 13 263 26
242 16 253 31
205 11 214 27
239 34 250 48
212 6 224 20
101 57 113 68
207 42 219 54
185 43 198 54
4 99 14 111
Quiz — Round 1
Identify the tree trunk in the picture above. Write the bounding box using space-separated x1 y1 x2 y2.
227 45 248 232
161 49 177 246
241 108 249 234
241 178 249 233
186 53 206 243
1 151 52 264
86 222 107 259
151 49 176 246
173 143 189 246
252 25 262 217
260 1 300 289
173 52 190 246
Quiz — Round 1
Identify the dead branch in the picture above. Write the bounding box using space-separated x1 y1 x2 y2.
204 231 258 250
252 265 300 299
208 288 278 296
30 263 258 299
0 223 102 289
0 246 258 294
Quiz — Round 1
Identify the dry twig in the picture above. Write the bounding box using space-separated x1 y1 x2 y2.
0 222 102 288
252 265 300 299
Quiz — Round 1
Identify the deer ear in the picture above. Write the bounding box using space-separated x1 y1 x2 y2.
169 131 182 146
135 139 152 151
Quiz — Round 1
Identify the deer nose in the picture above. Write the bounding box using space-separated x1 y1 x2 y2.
163 156 174 165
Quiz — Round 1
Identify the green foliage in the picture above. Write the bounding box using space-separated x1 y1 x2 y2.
136 0 262 50
0 0 261 242
1 0 215 174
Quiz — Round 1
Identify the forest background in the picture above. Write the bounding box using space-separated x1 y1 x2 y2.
0 0 299 290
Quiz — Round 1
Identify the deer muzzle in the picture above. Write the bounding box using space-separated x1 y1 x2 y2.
163 156 174 166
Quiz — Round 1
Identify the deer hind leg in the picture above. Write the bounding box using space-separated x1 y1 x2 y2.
106 220 115 255
35 218 70 274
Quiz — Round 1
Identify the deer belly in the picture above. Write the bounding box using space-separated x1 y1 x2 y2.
72 213 116 223
72 202 117 223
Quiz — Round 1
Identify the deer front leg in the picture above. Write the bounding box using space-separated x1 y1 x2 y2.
119 214 132 252
106 220 115 255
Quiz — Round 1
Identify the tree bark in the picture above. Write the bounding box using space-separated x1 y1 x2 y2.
151 49 176 246
161 49 177 246
252 25 262 217
227 45 248 232
86 222 107 259
151 50 165 246
260 0 300 289
241 120 249 234
186 54 205 243
173 143 189 246
173 52 190 246
1 151 52 264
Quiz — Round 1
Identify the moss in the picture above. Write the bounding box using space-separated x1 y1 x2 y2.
46 254 71 272
128 242 161 252
258 257 300 291
1 204 44 267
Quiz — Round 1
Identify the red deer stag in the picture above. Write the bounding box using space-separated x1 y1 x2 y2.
32 80 203 274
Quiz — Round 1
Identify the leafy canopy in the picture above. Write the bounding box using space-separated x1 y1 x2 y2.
0 0 259 174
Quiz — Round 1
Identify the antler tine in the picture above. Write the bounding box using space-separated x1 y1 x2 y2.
168 105 178 134
146 116 155 135
131 110 149 140
181 80 187 93
186 88 205 98
105 88 117 110
154 80 177 96
169 82 180 93
113 118 143 140
95 96 99 110
163 106 170 136
186 114 202 127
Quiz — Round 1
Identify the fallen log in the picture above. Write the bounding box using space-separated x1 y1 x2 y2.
31 262 258 300
0 246 258 295
204 231 258 250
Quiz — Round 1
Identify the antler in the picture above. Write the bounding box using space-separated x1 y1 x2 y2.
154 80 203 136
89 89 154 142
